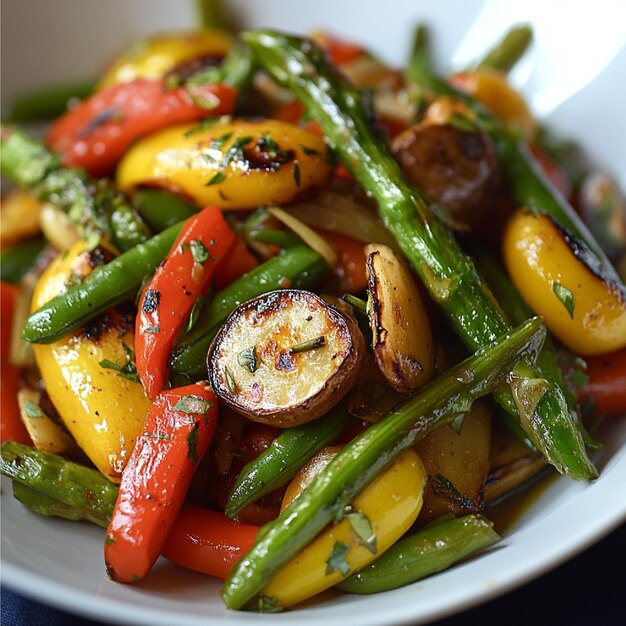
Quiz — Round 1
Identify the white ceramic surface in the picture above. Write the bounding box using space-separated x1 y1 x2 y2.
2 1 626 625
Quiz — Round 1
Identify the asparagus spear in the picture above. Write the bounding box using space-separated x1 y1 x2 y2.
222 317 546 609
1 442 118 526
0 126 150 252
476 24 533 73
241 30 596 481
337 514 500 593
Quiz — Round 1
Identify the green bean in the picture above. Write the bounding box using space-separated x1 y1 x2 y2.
6 81 94 123
226 405 350 518
242 30 596 481
1 442 118 527
337 514 500 593
170 244 328 381
222 316 546 609
0 238 46 285
22 222 182 344
476 25 533 73
134 189 198 232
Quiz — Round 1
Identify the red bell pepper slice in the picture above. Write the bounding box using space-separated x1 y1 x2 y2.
104 382 218 583
136 205 236 399
1 281 32 445
577 349 626 418
162 506 259 580
47 79 237 177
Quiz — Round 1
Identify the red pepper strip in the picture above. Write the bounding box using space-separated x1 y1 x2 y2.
105 382 218 583
578 349 626 418
1 281 32 445
162 506 259 580
136 205 236 398
47 79 238 177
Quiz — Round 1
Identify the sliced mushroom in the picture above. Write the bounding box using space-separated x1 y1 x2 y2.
207 289 365 427
391 122 499 228
365 243 435 393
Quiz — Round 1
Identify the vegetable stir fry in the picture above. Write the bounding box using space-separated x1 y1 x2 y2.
2 16 626 614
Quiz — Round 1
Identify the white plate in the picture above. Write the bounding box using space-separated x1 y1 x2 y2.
2 1 626 625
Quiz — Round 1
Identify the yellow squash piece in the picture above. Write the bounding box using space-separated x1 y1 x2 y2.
451 68 536 138
98 29 233 88
0 188 42 247
503 209 626 356
31 241 151 482
116 119 332 210
262 448 426 608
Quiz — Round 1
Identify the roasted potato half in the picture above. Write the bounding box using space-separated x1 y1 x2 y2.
207 289 365 427
365 243 435 393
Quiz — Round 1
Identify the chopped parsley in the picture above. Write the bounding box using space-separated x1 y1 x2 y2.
206 172 226 186
186 295 205 333
224 366 237 393
552 282 575 318
237 346 259 373
172 395 213 415
99 344 140 383
326 541 350 577
347 511 377 554
23 400 44 419
290 335 325 353
293 162 301 186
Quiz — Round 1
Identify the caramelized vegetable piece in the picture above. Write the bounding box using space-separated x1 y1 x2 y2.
261 448 426 609
116 119 332 210
414 399 492 522
208 289 365 427
366 243 435 393
105 382 218 583
98 29 233 88
31 241 150 482
450 68 536 138
391 123 499 228
0 188 42 246
503 208 626 356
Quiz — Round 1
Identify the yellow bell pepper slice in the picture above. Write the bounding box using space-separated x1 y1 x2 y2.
261 448 426 608
116 119 332 211
98 29 233 88
503 208 626 356
31 241 150 482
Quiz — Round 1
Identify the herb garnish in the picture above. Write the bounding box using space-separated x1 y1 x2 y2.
220 135 253 169
433 473 462 499
224 366 237 393
300 144 319 155
172 395 213 415
99 344 140 382
238 346 259 373
23 400 44 419
186 295 205 333
180 239 210 264
552 282 575 318
347 511 377 554
252 595 283 613
206 172 227 186
293 162 301 186
326 541 351 577
290 335 325 353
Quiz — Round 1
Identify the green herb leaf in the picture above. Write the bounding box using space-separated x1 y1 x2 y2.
347 512 377 554
251 595 283 613
189 239 210 264
450 413 465 434
183 117 226 137
105 534 115 545
433 473 462 499
23 400 44 419
290 335 326 353
553 282 575 318
143 432 172 441
224 366 237 393
571 368 589 388
300 144 319 155
238 346 259 373
210 131 233 151
207 172 226 186
172 395 213 415
326 541 351 577
186 295 205 333
99 344 140 383
144 326 160 333
220 135 253 169
293 162 301 186
448 113 477 132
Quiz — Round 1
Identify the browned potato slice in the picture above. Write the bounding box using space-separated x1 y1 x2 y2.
391 123 499 228
414 399 492 523
365 243 435 393
207 289 365 427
